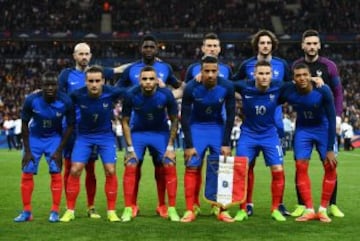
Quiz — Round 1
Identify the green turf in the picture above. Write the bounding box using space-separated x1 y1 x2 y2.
0 149 359 241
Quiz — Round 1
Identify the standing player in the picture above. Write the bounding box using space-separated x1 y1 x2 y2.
116 34 184 218
233 29 291 216
58 42 127 218
60 66 125 222
14 72 74 222
180 55 235 223
120 66 180 222
279 63 337 222
291 29 344 218
184 32 232 82
233 61 286 222
183 32 233 216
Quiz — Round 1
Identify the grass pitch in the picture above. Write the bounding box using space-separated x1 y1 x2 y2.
0 149 359 241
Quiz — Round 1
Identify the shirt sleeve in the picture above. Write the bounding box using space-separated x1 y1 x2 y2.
223 82 236 146
180 84 194 148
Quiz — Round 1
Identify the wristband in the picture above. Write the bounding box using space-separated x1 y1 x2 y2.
127 146 134 152
166 145 175 151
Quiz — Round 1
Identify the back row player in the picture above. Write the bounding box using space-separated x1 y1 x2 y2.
115 34 184 218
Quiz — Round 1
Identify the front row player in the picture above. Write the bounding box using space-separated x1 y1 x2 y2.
14 72 75 222
120 66 180 222
60 65 125 222
278 63 338 222
180 55 236 222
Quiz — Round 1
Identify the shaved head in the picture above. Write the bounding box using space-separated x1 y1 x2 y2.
73 42 91 54
73 42 92 71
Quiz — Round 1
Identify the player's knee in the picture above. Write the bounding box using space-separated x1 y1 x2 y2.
104 167 116 176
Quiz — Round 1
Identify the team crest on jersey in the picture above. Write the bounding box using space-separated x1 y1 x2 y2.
269 94 275 101
157 104 164 109
316 70 322 77
273 70 279 78
158 72 164 79
103 102 109 109
80 105 88 109
56 112 62 117
219 98 224 103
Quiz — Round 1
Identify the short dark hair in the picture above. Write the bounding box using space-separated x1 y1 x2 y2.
42 71 57 83
255 60 271 69
302 29 320 41
293 62 310 72
203 32 219 43
140 34 158 45
140 65 156 75
201 55 218 66
85 65 104 76
251 29 278 52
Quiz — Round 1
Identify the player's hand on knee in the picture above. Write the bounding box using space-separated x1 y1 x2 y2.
51 149 63 170
184 148 197 162
325 151 337 169
22 151 35 169
124 152 138 166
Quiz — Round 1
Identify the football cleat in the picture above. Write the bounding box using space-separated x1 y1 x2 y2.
107 210 121 222
246 203 254 216
167 207 180 222
60 210 75 222
329 204 344 218
121 207 133 222
180 210 196 223
234 209 248 222
318 210 332 223
295 210 317 222
271 209 286 221
48 211 60 223
217 211 235 223
278 203 291 216
291 205 306 217
87 208 101 219
14 211 33 222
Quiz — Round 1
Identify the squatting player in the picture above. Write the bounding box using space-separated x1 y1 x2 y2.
180 55 235 223
116 34 184 218
120 66 180 222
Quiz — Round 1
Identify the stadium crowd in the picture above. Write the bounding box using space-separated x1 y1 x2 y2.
1 0 359 34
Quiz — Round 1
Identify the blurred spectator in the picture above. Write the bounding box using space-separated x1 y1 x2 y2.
341 117 354 151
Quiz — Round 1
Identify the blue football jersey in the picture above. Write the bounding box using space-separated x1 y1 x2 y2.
279 82 336 150
181 77 235 147
21 91 74 137
184 61 232 82
116 60 179 88
234 80 281 134
70 85 125 134
233 56 290 83
122 86 178 132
